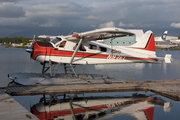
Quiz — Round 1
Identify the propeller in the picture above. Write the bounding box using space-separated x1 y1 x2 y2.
25 35 35 59
25 48 33 53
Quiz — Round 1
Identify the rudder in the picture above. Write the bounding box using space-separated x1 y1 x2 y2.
144 33 156 52
129 30 156 52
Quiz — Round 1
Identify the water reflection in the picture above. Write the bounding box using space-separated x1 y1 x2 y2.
31 94 172 120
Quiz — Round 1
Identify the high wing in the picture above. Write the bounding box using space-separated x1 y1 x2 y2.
38 27 135 41
65 27 135 41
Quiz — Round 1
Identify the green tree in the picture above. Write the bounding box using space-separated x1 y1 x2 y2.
22 37 28 46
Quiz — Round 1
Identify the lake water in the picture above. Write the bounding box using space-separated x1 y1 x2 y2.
0 45 180 120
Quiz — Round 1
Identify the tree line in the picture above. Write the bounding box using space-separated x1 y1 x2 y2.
0 37 49 46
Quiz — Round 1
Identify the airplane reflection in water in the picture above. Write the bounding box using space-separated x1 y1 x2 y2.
31 94 172 120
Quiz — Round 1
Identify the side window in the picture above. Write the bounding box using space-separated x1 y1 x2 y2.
79 44 86 51
73 43 86 51
99 46 107 52
89 44 97 50
59 41 66 48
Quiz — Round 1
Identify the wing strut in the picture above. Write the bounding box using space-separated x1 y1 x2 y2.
49 60 61 77
70 38 83 77
70 38 83 63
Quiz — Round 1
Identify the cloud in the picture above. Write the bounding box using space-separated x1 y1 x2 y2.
170 22 180 28
86 15 99 20
38 19 61 27
0 17 29 27
119 22 126 27
0 2 25 18
90 25 96 28
118 22 134 27
0 0 20 2
128 24 134 27
0 0 180 37
99 21 115 28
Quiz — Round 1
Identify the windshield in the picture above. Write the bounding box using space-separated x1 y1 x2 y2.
51 37 62 44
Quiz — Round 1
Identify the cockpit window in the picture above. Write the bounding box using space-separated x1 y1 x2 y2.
51 37 62 44
59 41 66 48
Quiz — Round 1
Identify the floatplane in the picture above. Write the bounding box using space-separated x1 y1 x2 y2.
25 27 172 77
31 94 172 120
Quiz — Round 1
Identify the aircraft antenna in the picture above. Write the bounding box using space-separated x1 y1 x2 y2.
33 35 35 42
68 30 74 35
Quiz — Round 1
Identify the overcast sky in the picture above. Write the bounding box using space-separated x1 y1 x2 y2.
0 0 180 38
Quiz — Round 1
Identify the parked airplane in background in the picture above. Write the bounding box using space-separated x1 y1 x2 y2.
26 27 172 77
155 31 178 49
155 31 168 42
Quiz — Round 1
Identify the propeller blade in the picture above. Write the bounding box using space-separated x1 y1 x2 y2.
25 48 33 53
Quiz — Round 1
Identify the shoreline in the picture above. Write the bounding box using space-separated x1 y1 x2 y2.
1 44 180 50
0 45 28 48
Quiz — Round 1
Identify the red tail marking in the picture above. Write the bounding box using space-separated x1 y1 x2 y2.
128 33 156 52
144 107 154 120
144 33 156 52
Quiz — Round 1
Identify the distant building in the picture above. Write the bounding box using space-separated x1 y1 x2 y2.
12 43 23 47
102 29 143 46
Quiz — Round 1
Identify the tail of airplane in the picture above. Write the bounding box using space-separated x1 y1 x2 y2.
129 30 156 52
155 31 168 41
161 31 168 41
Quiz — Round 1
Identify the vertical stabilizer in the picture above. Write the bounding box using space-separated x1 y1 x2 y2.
155 31 168 41
161 31 168 41
129 30 156 52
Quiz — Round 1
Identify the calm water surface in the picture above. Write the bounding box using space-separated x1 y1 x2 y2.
0 45 180 120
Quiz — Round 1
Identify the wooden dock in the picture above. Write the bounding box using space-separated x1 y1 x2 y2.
0 88 38 120
4 79 180 101
146 79 180 101
1 76 180 120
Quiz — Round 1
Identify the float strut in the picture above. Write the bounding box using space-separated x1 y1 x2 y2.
69 94 77 120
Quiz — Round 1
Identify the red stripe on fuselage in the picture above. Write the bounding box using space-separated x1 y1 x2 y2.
32 42 108 60
32 42 157 62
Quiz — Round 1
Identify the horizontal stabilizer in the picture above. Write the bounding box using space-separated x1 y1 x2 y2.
165 54 172 63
